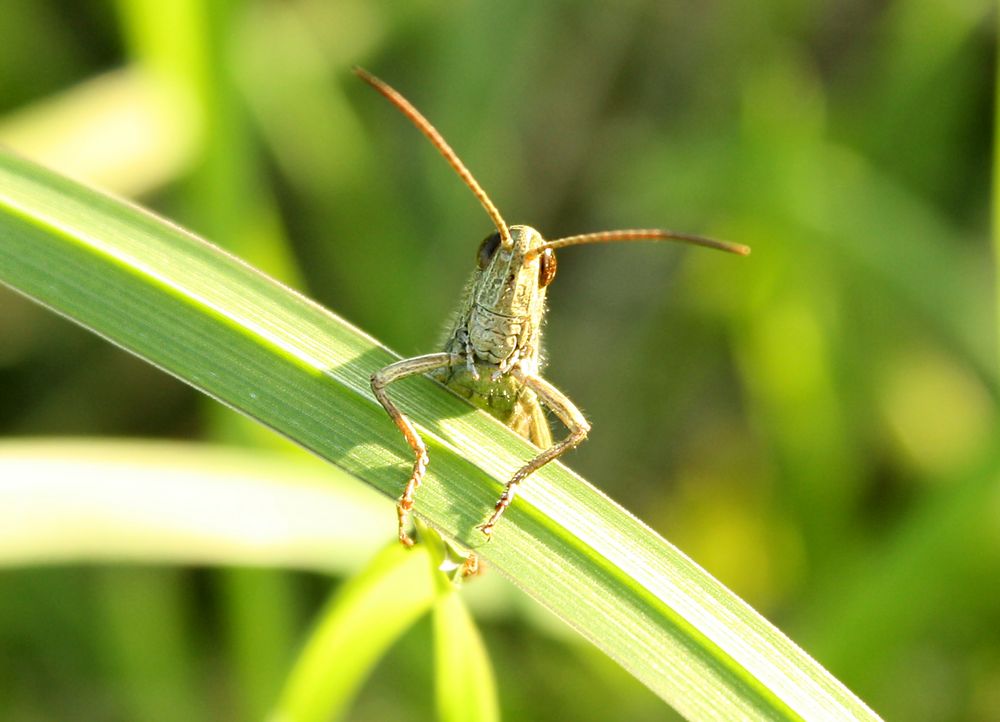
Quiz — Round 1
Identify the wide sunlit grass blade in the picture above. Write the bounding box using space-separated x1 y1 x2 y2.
0 149 880 720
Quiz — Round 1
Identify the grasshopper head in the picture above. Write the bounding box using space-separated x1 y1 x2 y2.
472 225 556 320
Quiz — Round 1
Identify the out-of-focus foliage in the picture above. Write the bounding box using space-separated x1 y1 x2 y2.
0 1 995 721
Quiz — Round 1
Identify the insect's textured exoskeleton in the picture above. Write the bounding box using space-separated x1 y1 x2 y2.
357 67 748 550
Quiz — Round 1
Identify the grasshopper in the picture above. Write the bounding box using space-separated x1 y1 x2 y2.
357 68 749 547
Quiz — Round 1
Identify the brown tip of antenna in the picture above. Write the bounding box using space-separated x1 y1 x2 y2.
527 228 750 259
353 66 512 247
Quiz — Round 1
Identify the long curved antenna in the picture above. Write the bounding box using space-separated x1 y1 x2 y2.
526 228 750 259
354 67 512 248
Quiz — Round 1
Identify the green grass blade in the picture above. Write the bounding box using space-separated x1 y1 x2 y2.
270 543 438 722
0 439 389 570
0 149 880 720
995 3 1000 363
433 590 499 722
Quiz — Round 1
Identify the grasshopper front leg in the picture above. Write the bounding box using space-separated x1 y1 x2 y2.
371 353 461 546
478 367 591 537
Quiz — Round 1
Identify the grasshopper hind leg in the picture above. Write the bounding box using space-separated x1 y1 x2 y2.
478 368 590 537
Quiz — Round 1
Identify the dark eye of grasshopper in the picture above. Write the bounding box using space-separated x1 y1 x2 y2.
477 231 502 269
538 248 557 287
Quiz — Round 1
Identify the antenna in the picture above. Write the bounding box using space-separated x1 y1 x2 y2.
526 228 750 259
354 67 512 248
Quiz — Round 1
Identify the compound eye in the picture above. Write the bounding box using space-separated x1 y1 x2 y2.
477 232 502 269
538 248 557 288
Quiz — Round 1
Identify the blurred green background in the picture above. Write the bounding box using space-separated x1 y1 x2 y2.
1 1 997 720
